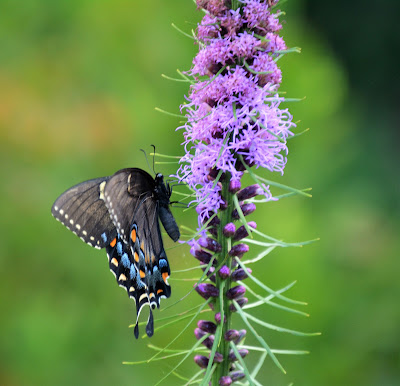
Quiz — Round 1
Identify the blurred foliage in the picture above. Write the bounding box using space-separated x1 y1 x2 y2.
0 0 398 385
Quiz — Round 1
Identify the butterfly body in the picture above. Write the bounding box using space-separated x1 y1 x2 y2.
52 168 180 338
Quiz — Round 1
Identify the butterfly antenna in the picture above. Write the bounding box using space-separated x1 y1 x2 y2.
140 148 155 176
151 144 156 174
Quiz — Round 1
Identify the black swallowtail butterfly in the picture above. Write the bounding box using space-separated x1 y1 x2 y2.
51 168 180 338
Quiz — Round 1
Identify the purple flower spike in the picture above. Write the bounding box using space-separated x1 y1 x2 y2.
226 285 246 300
229 297 248 312
198 320 217 334
237 184 265 201
223 222 236 237
218 265 230 279
219 376 233 386
230 371 245 382
195 283 219 299
233 329 247 345
199 237 222 252
229 179 241 193
194 355 209 369
232 203 256 219
229 349 249 362
228 243 249 257
224 329 240 342
231 268 252 282
233 221 257 241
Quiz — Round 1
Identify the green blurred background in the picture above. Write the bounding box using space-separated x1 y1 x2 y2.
1 1 399 385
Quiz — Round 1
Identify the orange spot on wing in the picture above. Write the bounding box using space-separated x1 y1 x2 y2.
157 289 163 295
140 270 146 279
131 228 136 243
110 238 117 247
134 252 139 262
162 272 169 283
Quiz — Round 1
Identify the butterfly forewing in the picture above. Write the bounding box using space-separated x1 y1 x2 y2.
51 177 117 249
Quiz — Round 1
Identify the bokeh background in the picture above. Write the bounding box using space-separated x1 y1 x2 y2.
1 1 399 385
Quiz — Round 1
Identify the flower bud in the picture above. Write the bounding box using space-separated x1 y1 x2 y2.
194 283 219 299
232 203 256 219
229 179 241 193
229 297 248 312
231 268 252 282
234 329 247 345
215 312 226 324
229 349 249 362
208 227 218 237
194 328 214 349
218 265 230 279
194 355 209 368
223 222 236 237
192 248 215 265
197 320 217 334
224 329 240 342
230 371 245 382
226 285 246 300
219 376 232 385
228 243 249 257
212 352 223 363
237 185 264 201
233 221 257 241
199 237 222 252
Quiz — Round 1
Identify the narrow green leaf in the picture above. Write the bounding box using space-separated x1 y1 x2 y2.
235 258 307 306
230 342 257 386
233 300 286 374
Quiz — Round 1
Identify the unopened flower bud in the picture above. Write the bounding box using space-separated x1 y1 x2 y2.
219 376 232 385
192 248 215 265
224 329 240 342
208 227 218 237
215 312 226 324
199 237 222 252
226 285 246 300
195 283 219 299
237 185 264 201
229 180 241 193
194 355 209 368
218 265 230 279
212 352 223 363
229 349 249 362
228 243 249 257
231 268 252 282
233 221 257 241
230 298 248 312
194 328 214 349
198 320 217 334
234 329 247 345
223 222 236 237
230 371 245 382
232 203 256 219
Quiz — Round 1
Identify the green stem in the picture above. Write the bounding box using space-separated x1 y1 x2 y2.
212 175 234 385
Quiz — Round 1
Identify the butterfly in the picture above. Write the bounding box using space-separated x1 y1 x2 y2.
51 168 180 338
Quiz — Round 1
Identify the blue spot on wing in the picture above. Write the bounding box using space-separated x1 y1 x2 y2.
159 259 168 268
117 242 123 256
101 232 107 242
121 253 130 268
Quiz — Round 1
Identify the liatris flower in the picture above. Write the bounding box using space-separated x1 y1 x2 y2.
166 0 317 384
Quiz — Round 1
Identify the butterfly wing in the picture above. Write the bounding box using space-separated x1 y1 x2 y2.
103 168 172 338
51 177 117 249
